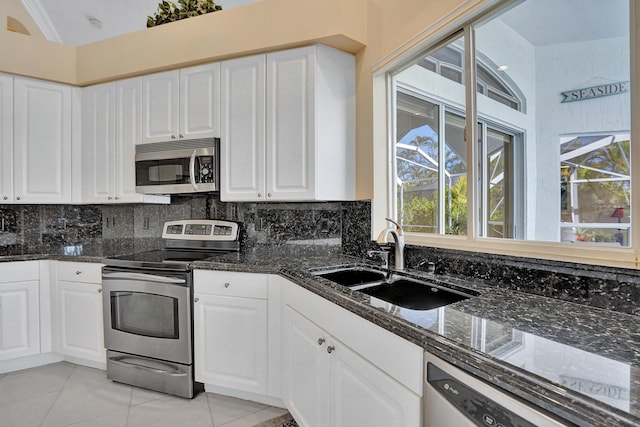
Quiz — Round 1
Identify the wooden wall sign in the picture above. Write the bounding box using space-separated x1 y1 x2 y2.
561 81 629 103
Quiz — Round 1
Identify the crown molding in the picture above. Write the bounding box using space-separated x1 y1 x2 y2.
20 0 63 43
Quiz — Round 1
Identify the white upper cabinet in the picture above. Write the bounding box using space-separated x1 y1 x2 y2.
81 78 169 204
13 77 74 203
220 45 355 202
220 55 266 201
82 82 115 203
142 63 220 144
0 74 13 202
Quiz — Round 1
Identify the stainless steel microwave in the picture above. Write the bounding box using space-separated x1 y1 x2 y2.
135 138 220 194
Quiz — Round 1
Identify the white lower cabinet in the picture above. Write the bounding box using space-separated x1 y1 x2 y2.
282 280 422 427
193 270 271 396
0 262 40 362
54 262 106 366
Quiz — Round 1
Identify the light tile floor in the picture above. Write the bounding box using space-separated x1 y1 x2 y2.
0 362 288 427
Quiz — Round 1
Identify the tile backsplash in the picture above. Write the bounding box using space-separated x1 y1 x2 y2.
0 196 373 258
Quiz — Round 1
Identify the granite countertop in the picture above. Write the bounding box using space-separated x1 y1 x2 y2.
3 249 639 426
190 246 640 427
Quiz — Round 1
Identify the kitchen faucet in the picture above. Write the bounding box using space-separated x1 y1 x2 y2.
376 217 405 271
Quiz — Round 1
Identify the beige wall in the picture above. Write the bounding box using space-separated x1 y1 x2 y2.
0 0 481 201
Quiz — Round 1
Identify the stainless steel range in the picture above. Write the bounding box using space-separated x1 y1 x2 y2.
102 219 241 398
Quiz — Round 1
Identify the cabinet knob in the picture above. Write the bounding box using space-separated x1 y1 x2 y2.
3 196 7 200
115 196 120 200
171 135 177 139
327 345 335 354
75 271 82 275
317 338 325 345
98 288 102 293
179 134 184 139
267 193 272 198
194 297 199 303
224 282 230 288
16 196 21 200
257 193 262 198
107 196 113 200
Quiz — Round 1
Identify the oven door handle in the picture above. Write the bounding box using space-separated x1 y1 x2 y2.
102 272 186 284
189 149 198 191
108 355 188 377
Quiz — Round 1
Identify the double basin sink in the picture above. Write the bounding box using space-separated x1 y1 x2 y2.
311 266 475 311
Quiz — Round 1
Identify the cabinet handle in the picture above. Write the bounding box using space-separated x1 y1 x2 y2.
317 338 325 345
76 271 82 275
224 282 230 288
327 345 335 354
194 297 199 303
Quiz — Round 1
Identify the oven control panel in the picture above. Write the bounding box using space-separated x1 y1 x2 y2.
162 219 239 241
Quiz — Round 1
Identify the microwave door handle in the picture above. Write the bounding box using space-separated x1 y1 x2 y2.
189 150 198 191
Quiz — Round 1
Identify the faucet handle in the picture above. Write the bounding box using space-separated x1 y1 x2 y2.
384 217 403 235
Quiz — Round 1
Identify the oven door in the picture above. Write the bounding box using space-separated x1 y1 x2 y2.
102 269 192 364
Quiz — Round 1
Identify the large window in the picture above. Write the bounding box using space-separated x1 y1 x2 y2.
388 0 632 250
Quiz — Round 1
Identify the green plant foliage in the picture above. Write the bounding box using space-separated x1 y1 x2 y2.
147 0 222 28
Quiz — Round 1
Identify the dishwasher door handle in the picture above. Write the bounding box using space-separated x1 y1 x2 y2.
102 272 186 284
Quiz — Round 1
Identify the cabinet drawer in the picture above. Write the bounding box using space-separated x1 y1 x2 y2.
0 260 40 283
194 270 268 299
57 261 103 284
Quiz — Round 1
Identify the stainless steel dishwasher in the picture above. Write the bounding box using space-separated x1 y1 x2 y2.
424 352 571 427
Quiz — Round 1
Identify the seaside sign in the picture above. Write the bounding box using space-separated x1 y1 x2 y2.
561 81 629 103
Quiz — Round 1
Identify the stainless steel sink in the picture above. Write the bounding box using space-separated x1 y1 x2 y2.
312 266 474 310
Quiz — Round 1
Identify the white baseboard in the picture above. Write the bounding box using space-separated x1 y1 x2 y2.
204 383 285 408
0 352 64 374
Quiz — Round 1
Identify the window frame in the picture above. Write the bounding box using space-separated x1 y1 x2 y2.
371 0 640 269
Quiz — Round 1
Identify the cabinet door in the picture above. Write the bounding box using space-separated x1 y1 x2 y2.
56 281 105 363
0 281 39 361
81 82 115 203
14 78 72 203
328 338 422 427
194 293 268 394
142 70 179 144
282 306 328 427
114 77 144 203
266 48 315 200
180 63 220 139
0 74 13 202
220 55 266 201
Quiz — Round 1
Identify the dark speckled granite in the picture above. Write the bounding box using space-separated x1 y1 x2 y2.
191 251 640 427
2 197 639 317
404 245 640 316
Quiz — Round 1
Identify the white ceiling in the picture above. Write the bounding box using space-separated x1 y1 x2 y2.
499 0 629 46
20 0 260 46
19 0 629 48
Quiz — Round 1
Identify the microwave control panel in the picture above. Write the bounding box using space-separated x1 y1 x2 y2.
198 156 214 183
